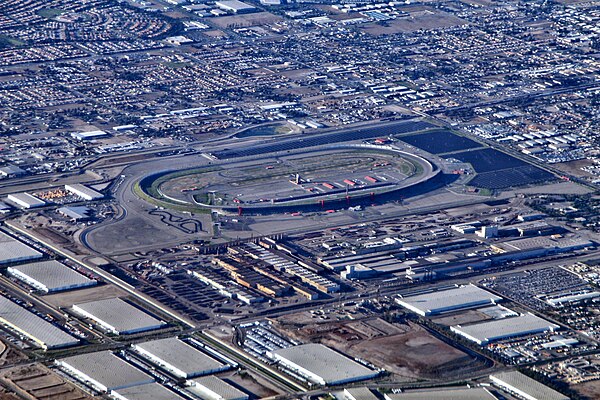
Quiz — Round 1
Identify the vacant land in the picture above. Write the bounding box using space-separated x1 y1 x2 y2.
276 317 485 380
0 363 92 400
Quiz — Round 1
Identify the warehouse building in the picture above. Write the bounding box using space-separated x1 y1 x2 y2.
64 184 104 201
396 284 503 316
270 343 379 386
451 313 560 345
0 295 79 350
112 382 186 400
6 192 45 209
72 297 166 335
0 231 43 265
344 387 379 400
133 337 229 378
384 387 496 399
215 0 256 13
490 371 569 400
57 351 154 393
8 260 96 293
187 376 249 400
71 130 108 141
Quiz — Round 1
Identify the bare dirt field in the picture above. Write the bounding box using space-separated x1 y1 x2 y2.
221 370 280 399
275 317 486 380
211 12 282 29
0 363 93 400
362 9 467 35
42 283 128 309
572 380 600 399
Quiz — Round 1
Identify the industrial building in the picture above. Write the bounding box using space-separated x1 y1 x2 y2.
0 295 79 350
491 236 593 256
270 343 379 386
344 387 379 400
7 260 96 293
57 351 154 393
132 337 229 378
112 382 186 400
451 313 560 345
384 387 496 399
6 192 45 209
490 371 569 400
72 297 166 335
215 0 256 13
395 284 503 316
0 231 43 265
71 130 108 141
187 376 249 400
64 184 103 200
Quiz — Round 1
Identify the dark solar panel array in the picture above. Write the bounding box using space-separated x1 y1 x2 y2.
398 130 483 154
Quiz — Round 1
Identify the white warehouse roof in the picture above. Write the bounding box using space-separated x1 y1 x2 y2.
271 343 378 386
57 351 154 392
8 260 96 293
113 382 185 400
490 371 569 400
0 231 43 265
188 376 249 400
0 295 79 350
385 387 496 399
64 184 103 200
133 337 228 378
6 192 45 209
72 297 165 335
396 284 503 316
451 313 560 345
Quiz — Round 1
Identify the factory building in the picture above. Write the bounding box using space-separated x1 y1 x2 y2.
270 343 379 386
396 284 503 316
72 297 166 335
0 295 79 350
384 387 496 399
112 382 186 400
132 337 229 379
215 0 256 13
64 184 104 201
6 192 45 209
489 371 569 400
7 260 96 293
71 130 108 141
451 313 560 345
187 376 249 400
57 351 154 393
344 387 379 400
0 231 43 265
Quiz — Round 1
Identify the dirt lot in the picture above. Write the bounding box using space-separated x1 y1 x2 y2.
42 283 128 309
572 380 600 399
362 9 467 35
0 363 94 400
211 12 282 29
276 317 486 380
221 370 280 399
